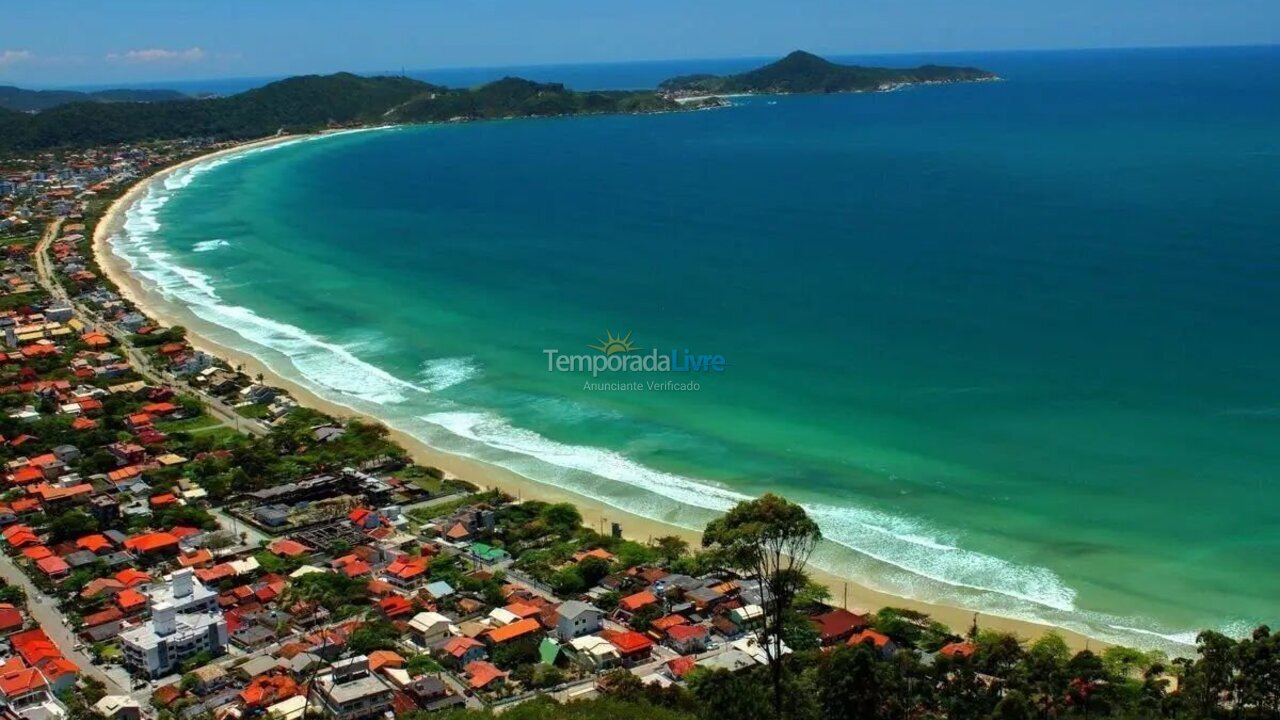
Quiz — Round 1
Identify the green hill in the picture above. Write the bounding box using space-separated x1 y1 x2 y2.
389 77 678 123
659 50 997 94
0 85 189 112
0 72 684 151
0 73 436 150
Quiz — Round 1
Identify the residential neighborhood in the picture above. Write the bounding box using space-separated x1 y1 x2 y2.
1 137 1265 720
0 141 889 720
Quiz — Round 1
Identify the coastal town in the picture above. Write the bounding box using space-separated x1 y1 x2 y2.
1 137 1278 720
0 139 922 719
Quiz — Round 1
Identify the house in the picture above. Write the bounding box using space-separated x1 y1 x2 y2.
36 555 71 580
122 531 180 556
407 611 452 646
308 656 394 720
424 580 454 600
377 595 414 619
730 604 765 632
484 617 541 646
268 538 311 558
618 590 659 615
601 629 654 664
402 675 464 712
240 672 300 709
439 637 486 668
0 603 24 635
810 608 868 646
847 629 896 658
382 556 429 588
93 695 143 720
114 588 147 615
666 623 710 654
568 635 621 670
939 641 976 659
464 660 506 691
555 600 604 642
572 547 615 564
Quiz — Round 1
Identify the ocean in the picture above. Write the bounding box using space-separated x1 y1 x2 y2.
109 46 1280 651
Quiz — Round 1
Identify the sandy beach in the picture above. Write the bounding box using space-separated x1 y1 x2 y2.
92 133 1102 651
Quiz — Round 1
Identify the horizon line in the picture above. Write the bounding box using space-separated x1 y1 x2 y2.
30 41 1280 92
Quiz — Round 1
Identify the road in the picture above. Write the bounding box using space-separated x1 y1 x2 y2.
0 552 128 695
207 507 271 547
34 216 269 438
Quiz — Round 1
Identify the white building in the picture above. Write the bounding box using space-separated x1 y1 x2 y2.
119 571 229 678
147 569 217 614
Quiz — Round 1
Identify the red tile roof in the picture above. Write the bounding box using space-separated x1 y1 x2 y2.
35 555 70 576
0 604 23 632
666 624 709 642
115 568 152 586
485 617 541 645
940 641 976 658
268 538 311 557
75 534 112 553
443 636 484 658
601 629 654 655
115 588 147 612
848 629 892 649
619 590 659 613
464 660 505 689
123 532 179 553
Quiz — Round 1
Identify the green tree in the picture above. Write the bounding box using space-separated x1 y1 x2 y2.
818 643 884 720
687 667 772 720
703 494 821 719
653 535 689 564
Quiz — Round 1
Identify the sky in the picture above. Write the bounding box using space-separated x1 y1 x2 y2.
2 0 1278 87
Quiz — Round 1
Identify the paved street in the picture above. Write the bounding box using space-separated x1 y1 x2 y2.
0 552 128 695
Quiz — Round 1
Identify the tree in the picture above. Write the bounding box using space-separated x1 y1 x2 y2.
703 494 821 719
347 620 400 655
817 643 884 720
653 535 689 564
630 603 663 632
47 509 98 542
687 667 772 720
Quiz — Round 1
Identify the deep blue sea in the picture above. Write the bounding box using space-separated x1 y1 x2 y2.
110 46 1280 651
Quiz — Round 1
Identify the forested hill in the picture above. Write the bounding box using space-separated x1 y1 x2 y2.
389 77 680 122
0 85 189 112
0 73 433 151
0 73 687 151
659 50 998 94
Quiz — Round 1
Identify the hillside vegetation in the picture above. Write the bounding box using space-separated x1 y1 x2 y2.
0 85 188 112
659 50 997 94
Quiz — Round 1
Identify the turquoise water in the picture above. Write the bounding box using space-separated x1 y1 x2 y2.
112 46 1280 650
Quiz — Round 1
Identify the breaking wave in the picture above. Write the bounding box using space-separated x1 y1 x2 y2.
102 129 1225 654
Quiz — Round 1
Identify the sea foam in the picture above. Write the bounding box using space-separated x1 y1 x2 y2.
106 131 1216 654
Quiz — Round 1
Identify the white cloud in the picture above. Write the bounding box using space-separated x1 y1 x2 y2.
106 47 207 64
0 50 34 65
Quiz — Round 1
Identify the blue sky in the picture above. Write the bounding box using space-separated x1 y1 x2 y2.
2 0 1278 87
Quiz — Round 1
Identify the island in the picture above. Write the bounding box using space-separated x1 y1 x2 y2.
0 51 996 151
659 50 999 96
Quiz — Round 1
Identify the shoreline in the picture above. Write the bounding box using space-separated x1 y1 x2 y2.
92 132 1105 651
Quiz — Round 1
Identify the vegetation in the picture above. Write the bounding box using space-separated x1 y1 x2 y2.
0 84 187 112
392 77 678 122
0 73 680 151
659 50 997 94
702 493 822 718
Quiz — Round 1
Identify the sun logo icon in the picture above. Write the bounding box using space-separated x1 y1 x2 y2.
589 330 640 355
